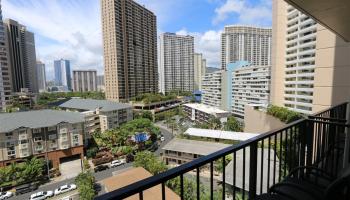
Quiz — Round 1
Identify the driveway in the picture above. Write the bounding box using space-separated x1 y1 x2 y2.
58 159 82 180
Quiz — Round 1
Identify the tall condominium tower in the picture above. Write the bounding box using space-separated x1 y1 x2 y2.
101 0 158 102
159 33 194 94
4 19 38 93
0 1 11 111
36 60 46 92
72 70 97 92
221 25 272 69
54 59 71 91
271 0 350 114
194 53 206 91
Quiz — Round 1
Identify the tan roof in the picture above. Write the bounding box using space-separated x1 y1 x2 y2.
101 167 180 200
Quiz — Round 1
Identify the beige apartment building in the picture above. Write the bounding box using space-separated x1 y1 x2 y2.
72 70 97 92
271 0 350 114
0 110 85 168
59 99 133 135
194 53 206 91
101 0 158 102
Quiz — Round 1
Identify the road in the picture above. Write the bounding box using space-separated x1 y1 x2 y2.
13 125 174 200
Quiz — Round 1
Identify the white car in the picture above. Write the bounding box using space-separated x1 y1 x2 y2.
30 191 54 200
0 191 13 199
111 159 125 168
160 136 165 142
54 184 77 195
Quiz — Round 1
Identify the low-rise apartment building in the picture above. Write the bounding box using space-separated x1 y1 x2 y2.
183 103 231 124
0 110 85 168
59 99 133 134
162 138 230 165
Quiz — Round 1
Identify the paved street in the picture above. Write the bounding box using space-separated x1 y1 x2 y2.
13 125 174 200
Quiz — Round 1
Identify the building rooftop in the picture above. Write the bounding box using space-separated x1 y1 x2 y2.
101 167 180 200
162 138 231 156
0 110 85 132
184 128 260 141
184 103 230 115
225 148 279 193
59 98 132 112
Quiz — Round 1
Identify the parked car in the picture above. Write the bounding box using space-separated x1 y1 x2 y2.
111 159 125 168
30 191 54 200
160 136 165 142
54 184 77 195
0 191 13 199
15 183 38 195
94 165 109 172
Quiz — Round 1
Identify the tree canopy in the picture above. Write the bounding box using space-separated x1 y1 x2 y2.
223 116 243 132
75 171 95 200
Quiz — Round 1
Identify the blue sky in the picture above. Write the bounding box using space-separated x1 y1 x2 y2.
2 0 272 80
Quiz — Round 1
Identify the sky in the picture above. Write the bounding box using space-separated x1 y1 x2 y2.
2 0 272 81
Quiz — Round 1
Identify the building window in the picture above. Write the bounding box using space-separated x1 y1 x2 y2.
35 145 43 151
48 134 57 140
32 128 41 133
48 126 56 131
72 134 79 146
34 137 42 142
5 132 13 137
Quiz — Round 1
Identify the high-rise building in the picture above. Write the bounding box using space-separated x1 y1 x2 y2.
54 59 71 91
221 25 272 70
159 33 194 94
232 64 271 117
194 53 206 91
101 0 158 102
72 70 97 92
201 70 223 109
4 19 38 93
271 1 350 114
36 61 46 92
97 75 104 92
0 1 11 111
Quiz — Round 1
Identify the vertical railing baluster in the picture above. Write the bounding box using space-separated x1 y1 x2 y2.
210 161 213 200
267 136 271 191
222 156 226 200
284 130 288 177
260 139 264 195
196 167 200 200
249 142 258 200
273 133 277 185
139 191 143 200
279 131 282 182
162 182 166 200
233 152 236 199
180 174 184 200
242 148 246 200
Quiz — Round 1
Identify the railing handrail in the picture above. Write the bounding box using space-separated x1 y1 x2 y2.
96 102 349 200
311 102 348 117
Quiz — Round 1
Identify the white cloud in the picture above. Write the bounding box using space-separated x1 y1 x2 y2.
213 0 272 26
2 0 103 80
175 29 222 68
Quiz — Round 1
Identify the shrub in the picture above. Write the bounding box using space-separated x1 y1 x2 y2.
267 105 303 123
86 147 98 158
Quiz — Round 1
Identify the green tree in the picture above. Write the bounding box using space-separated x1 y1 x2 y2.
75 171 95 200
135 111 153 121
133 151 167 175
223 116 243 132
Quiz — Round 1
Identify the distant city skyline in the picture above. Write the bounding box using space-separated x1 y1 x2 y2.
1 0 272 80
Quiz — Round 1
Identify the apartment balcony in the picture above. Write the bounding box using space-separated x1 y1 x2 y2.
96 102 350 200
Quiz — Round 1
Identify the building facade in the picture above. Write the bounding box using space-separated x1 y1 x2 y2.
72 70 97 92
201 71 223 108
162 138 230 165
4 19 38 93
36 61 46 92
97 75 104 91
183 103 231 124
159 33 194 94
0 1 10 111
0 110 85 168
232 65 271 117
54 59 71 91
58 99 133 134
101 0 158 102
221 25 272 70
271 0 350 114
194 53 206 91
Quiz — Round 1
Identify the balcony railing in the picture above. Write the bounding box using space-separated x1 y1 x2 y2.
96 102 349 200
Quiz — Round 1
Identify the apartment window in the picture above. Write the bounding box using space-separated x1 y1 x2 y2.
72 134 79 146
35 145 43 151
60 133 68 141
5 132 13 137
19 140 28 144
34 137 42 142
6 142 15 156
48 126 56 131
48 134 57 140
32 128 41 133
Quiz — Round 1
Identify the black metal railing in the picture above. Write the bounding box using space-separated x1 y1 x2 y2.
96 102 349 200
